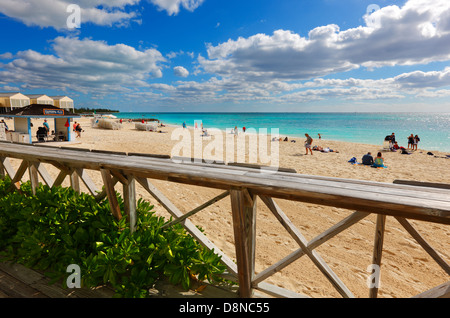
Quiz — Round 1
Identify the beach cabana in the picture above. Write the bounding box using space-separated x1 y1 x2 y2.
2 104 80 144
26 94 54 105
49 95 74 112
0 92 30 114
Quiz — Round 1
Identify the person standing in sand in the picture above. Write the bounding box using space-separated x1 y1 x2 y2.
414 135 420 150
305 133 313 155
43 119 50 135
407 134 414 149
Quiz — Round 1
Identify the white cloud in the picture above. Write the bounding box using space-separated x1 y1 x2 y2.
0 52 13 60
142 66 450 105
173 66 189 77
0 0 140 29
199 0 450 82
0 36 166 94
394 67 450 89
149 0 205 15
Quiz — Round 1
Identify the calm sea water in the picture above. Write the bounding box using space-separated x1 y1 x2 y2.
114 112 450 152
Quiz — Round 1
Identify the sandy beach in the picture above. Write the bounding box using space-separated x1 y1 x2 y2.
1 116 449 298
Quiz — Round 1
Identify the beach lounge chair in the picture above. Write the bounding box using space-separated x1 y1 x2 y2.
382 140 391 151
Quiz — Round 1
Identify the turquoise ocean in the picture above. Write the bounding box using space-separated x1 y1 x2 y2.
114 112 450 152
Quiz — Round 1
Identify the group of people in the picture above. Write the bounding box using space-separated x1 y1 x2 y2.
73 121 83 138
304 133 338 154
361 152 387 168
385 132 420 151
407 133 420 150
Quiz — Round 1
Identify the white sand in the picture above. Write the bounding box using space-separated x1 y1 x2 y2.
2 117 449 298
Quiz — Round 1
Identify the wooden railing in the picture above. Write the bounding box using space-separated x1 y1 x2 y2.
0 141 449 298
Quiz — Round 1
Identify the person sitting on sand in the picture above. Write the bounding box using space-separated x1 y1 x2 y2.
362 152 374 165
392 141 399 150
305 133 313 155
372 152 387 168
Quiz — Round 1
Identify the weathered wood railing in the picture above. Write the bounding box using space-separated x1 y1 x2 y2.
0 141 449 298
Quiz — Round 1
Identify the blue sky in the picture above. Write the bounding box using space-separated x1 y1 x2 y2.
1 0 450 112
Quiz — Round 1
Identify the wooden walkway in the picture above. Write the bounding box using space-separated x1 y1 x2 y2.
0 258 239 298
0 259 115 298
0 141 449 298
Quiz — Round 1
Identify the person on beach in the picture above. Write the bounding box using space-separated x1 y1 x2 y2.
414 135 420 150
43 119 50 135
75 123 82 138
182 121 186 129
407 134 414 149
362 152 374 166
305 133 313 155
0 119 8 131
243 126 246 133
318 133 321 140
372 152 386 168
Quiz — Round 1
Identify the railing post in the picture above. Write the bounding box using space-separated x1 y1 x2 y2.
100 168 123 221
28 161 39 195
0 161 5 179
230 188 257 298
123 174 137 232
70 168 80 194
370 214 386 298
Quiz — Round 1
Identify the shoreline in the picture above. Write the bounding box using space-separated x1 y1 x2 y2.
126 118 450 153
111 112 450 153
161 121 449 157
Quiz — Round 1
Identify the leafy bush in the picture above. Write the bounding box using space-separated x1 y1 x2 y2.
0 177 228 297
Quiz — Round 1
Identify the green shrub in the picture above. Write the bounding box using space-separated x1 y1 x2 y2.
0 177 228 297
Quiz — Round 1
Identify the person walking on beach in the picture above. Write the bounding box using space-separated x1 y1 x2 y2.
305 133 313 155
182 121 186 129
75 122 82 138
